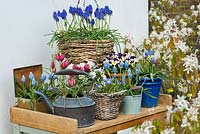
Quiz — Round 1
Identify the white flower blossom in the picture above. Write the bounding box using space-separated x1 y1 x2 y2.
166 106 173 123
174 40 189 53
187 106 199 122
174 95 189 111
87 61 95 69
181 115 191 128
190 5 195 10
182 54 199 74
161 127 175 134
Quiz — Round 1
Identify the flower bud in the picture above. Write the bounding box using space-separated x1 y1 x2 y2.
51 61 55 69
68 77 76 87
21 75 26 83
29 72 35 81
52 68 56 73
72 64 82 71
60 54 65 61
31 78 37 87
40 73 46 83
61 60 69 69
55 54 61 61
84 64 90 72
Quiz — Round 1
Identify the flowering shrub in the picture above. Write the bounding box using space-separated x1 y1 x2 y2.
48 3 122 48
49 53 96 98
145 0 200 97
132 91 200 134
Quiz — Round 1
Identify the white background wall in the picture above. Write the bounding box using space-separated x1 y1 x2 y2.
0 0 148 133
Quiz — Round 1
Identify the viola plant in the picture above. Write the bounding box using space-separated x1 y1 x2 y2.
48 4 123 49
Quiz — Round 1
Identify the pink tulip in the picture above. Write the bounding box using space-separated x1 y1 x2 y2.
60 54 65 61
51 61 55 69
84 64 90 72
52 68 56 73
72 64 82 71
68 77 76 87
55 54 61 61
61 60 69 69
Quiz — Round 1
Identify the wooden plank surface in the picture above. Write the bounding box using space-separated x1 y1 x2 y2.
79 104 167 134
10 107 78 134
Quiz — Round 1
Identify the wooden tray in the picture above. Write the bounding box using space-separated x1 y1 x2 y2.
10 94 172 134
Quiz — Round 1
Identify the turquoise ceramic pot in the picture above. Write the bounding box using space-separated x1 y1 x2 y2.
120 94 142 114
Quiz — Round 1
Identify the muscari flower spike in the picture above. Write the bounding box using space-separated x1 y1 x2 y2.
69 6 77 15
151 57 156 63
90 19 95 26
49 73 56 80
105 78 112 85
40 73 46 83
31 78 37 87
104 61 110 70
53 11 59 22
21 75 26 83
124 60 129 69
112 66 118 73
60 9 67 20
29 72 35 81
85 5 93 14
118 61 124 68
127 69 133 79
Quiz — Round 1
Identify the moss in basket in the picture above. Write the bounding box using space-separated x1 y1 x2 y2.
48 4 123 52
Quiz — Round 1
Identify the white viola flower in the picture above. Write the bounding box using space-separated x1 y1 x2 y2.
181 115 191 128
67 64 74 69
182 54 199 74
161 127 175 134
197 4 200 10
87 61 95 69
197 25 200 30
190 5 195 10
79 63 86 68
187 106 199 122
174 95 189 111
168 0 174 5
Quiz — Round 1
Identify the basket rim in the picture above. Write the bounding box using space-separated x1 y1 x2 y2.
89 90 126 97
58 40 113 45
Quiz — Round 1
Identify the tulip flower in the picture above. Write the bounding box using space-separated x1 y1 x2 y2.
61 60 69 69
59 54 65 61
55 54 61 61
68 77 76 87
51 61 55 69
40 73 46 83
52 68 56 73
72 64 82 71
21 75 26 83
29 72 34 81
84 64 90 72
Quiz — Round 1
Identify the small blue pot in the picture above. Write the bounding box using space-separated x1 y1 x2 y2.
138 78 162 108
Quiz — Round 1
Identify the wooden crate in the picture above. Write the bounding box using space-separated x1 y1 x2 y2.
11 94 172 134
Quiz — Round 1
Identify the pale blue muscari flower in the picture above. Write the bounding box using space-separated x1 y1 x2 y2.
21 75 26 83
29 72 35 81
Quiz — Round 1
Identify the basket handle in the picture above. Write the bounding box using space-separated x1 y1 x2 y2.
54 69 89 76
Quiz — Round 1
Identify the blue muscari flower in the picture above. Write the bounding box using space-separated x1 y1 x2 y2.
127 69 133 79
118 61 124 68
104 61 110 69
95 84 102 89
124 60 129 69
31 78 37 87
122 74 126 85
83 12 90 20
69 6 76 15
29 72 35 81
21 75 26 83
53 11 59 22
112 66 118 73
57 10 62 17
76 7 84 17
40 73 46 83
94 8 99 18
104 6 112 15
85 5 93 14
136 64 140 69
60 9 67 19
151 57 156 63
49 73 56 80
90 19 95 26
145 50 154 57
105 78 112 85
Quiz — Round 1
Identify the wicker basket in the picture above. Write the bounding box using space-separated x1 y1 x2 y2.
89 90 126 120
58 40 114 66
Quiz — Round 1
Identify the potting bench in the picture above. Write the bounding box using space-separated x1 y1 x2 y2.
11 94 172 134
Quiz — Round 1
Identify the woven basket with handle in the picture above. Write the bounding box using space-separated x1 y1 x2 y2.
58 40 114 66
89 90 126 120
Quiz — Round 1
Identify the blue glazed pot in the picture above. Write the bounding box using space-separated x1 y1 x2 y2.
138 78 162 108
